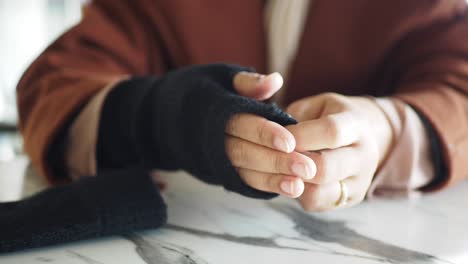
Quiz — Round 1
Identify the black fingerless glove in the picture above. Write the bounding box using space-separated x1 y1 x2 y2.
0 169 166 253
97 64 296 199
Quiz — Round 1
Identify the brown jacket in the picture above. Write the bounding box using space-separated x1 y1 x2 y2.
17 0 468 188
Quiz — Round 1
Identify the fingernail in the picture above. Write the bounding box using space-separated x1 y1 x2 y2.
280 180 303 196
267 72 283 88
292 162 312 179
273 136 292 152
240 72 265 83
256 72 283 86
280 181 294 195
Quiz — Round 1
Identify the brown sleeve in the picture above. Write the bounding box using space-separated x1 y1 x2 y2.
388 2 468 189
16 0 160 183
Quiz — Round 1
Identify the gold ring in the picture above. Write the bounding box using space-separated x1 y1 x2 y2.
336 180 349 207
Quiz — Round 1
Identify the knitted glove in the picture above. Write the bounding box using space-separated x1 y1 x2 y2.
0 169 166 253
97 64 296 198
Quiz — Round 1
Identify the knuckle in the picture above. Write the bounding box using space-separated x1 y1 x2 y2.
322 93 351 112
291 129 306 148
313 153 330 184
263 174 276 192
257 118 271 144
322 92 345 101
321 92 340 101
272 153 284 173
324 116 342 148
227 139 245 166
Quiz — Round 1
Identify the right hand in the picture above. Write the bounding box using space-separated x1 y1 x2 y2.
225 72 317 198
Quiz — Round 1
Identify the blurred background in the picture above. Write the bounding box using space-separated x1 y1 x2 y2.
0 1 85 201
0 0 83 162
0 0 83 126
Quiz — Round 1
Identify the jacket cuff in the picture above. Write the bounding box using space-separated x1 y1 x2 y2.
395 86 465 190
412 107 447 191
367 98 436 198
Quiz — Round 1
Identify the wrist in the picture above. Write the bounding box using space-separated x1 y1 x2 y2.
97 76 166 170
357 97 395 168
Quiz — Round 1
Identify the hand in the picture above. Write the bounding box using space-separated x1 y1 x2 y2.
97 64 301 199
285 93 394 211
225 72 317 198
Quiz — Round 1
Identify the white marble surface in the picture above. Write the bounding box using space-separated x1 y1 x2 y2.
1 167 468 263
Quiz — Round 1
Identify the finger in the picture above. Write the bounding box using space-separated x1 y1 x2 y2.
286 93 347 121
237 167 305 198
286 111 360 151
286 96 327 122
226 136 316 180
226 113 296 153
301 146 361 184
233 72 283 101
298 177 366 212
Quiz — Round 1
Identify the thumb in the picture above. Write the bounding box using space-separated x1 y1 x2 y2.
233 72 283 101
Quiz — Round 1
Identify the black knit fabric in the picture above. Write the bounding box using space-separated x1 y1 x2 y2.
0 169 166 254
97 64 297 199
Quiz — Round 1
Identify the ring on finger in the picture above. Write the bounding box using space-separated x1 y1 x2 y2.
335 180 349 207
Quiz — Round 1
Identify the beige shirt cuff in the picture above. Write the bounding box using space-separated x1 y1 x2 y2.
64 81 120 180
367 98 435 199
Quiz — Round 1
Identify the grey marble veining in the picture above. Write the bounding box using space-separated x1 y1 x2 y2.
124 234 208 264
269 204 452 264
1 170 467 264
66 250 104 264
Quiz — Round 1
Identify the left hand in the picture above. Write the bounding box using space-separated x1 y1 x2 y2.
286 93 394 211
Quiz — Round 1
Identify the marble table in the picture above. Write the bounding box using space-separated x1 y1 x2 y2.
1 168 468 264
